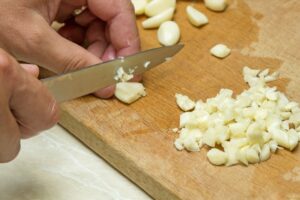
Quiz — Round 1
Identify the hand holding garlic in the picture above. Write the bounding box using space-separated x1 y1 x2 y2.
0 0 141 100
0 0 142 163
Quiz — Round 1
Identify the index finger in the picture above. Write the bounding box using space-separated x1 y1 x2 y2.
87 0 140 56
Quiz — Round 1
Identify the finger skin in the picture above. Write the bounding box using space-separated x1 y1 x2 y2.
0 53 21 163
9 63 60 138
0 49 59 163
58 21 86 45
87 0 141 56
20 64 40 78
0 0 141 102
75 9 97 27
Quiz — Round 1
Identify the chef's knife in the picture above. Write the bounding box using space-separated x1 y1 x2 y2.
42 44 184 102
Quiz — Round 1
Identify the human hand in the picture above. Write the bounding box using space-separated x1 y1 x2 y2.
0 49 58 163
0 0 140 98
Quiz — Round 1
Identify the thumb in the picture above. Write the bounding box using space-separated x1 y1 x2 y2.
17 20 101 74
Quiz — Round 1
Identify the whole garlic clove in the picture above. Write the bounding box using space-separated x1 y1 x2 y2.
204 0 228 12
186 5 208 27
145 0 176 17
157 21 180 46
210 44 231 58
142 7 175 29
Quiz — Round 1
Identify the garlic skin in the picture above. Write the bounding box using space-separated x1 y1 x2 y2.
204 0 227 12
142 7 175 29
145 0 176 17
186 6 208 27
210 44 231 58
131 0 148 15
173 67 300 166
115 82 146 104
157 21 180 46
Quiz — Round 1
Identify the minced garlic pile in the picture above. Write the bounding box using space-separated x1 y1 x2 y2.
174 67 300 166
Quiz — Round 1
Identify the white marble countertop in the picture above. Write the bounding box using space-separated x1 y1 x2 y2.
0 125 152 200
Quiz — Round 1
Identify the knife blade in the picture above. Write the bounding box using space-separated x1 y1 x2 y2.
42 44 184 102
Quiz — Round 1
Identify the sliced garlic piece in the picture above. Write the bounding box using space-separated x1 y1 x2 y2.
210 44 231 58
186 6 208 27
175 93 195 111
269 140 278 153
131 0 148 15
288 129 299 151
207 148 228 165
145 0 176 17
179 110 209 129
157 21 180 46
176 128 203 152
115 82 146 104
270 128 289 149
172 128 179 133
114 67 134 82
246 148 260 164
243 66 260 77
237 147 248 166
203 128 218 147
204 0 228 12
142 7 175 29
229 120 250 138
246 122 264 145
260 144 271 161
174 139 184 150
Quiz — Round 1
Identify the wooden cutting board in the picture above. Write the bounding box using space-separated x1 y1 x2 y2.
59 1 300 199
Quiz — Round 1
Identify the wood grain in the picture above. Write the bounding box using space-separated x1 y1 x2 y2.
59 1 300 199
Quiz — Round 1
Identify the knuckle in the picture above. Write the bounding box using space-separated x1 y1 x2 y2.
62 53 89 73
0 49 14 77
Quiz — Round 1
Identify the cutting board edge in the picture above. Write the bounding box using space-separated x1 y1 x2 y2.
59 106 182 200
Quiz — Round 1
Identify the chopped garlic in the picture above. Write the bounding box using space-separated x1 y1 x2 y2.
142 7 175 29
131 0 148 15
186 6 208 27
157 21 180 46
114 67 134 82
260 144 271 161
145 0 176 17
172 128 179 133
246 148 260 164
175 93 195 111
210 44 231 58
144 61 151 68
204 0 227 12
269 140 278 153
115 82 146 104
173 67 300 166
174 128 203 152
207 149 228 165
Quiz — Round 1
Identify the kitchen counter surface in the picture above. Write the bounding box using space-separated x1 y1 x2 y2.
0 125 152 200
